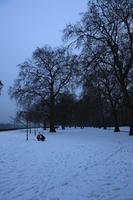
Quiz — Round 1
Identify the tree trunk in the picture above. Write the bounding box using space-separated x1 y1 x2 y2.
61 118 66 130
26 120 28 141
112 109 120 132
49 87 56 132
100 105 107 130
121 84 133 136
80 124 84 129
127 108 133 136
61 123 65 130
29 123 31 134
129 126 133 136
34 127 36 136
114 126 120 132
102 115 107 130
43 120 46 130
34 123 37 136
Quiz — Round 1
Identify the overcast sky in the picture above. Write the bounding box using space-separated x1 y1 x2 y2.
0 0 87 123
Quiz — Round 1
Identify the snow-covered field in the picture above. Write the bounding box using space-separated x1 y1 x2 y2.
0 127 133 200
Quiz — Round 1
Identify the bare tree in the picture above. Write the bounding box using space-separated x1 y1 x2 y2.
15 110 31 141
63 0 133 135
94 67 121 132
9 46 76 132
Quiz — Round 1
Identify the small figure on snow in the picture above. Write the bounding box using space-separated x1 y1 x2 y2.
40 134 45 141
37 132 45 141
37 133 41 141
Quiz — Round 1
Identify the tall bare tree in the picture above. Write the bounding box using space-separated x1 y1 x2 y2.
63 0 133 135
9 46 76 132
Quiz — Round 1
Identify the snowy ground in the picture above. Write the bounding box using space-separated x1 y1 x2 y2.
0 127 133 200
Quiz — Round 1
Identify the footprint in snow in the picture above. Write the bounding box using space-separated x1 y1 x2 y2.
62 182 69 186
113 187 120 191
50 197 60 200
47 186 55 191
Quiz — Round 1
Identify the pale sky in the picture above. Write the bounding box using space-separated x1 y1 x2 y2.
0 0 87 123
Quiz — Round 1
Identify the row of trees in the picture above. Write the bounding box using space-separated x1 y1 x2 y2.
10 89 128 133
9 0 133 135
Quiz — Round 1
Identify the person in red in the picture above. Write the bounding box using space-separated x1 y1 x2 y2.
37 133 41 141
37 132 45 141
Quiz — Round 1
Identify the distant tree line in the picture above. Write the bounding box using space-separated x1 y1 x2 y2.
9 0 133 136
